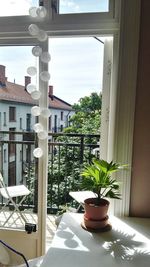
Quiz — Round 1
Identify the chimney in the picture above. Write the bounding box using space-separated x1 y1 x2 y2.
25 76 31 89
49 85 54 100
0 65 6 86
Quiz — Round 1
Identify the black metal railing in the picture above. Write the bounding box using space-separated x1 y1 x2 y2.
47 132 100 213
0 131 100 214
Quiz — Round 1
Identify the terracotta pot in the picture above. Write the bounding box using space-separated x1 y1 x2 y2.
84 198 109 221
84 215 109 229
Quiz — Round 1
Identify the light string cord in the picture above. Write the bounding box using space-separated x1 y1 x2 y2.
0 240 29 267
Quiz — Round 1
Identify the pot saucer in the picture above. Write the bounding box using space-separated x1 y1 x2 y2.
81 221 112 233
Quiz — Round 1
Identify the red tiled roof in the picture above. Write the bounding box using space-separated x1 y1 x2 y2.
0 81 36 105
49 96 72 110
0 81 72 110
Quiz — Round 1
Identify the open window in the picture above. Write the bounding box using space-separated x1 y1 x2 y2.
0 0 141 260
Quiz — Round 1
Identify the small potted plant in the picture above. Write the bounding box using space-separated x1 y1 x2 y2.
80 158 126 230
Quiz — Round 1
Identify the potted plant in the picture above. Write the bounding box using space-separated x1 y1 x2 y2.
80 158 126 230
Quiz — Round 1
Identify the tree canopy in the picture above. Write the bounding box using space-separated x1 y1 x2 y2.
64 92 102 134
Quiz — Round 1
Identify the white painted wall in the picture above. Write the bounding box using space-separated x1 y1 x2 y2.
0 101 74 185
0 102 35 184
50 108 74 132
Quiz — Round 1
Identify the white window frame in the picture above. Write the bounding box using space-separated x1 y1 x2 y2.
51 0 117 19
0 0 120 39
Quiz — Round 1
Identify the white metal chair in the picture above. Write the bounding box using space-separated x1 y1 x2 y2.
69 190 97 212
0 172 31 227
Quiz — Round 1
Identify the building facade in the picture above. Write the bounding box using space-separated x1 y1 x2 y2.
0 65 74 185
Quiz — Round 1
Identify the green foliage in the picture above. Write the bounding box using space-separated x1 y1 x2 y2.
48 145 82 209
25 92 101 212
47 92 101 210
65 92 102 134
23 162 37 208
73 92 102 113
81 159 127 202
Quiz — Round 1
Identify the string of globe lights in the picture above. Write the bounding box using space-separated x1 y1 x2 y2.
27 5 50 158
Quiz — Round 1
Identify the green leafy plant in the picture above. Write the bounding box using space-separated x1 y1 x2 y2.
81 159 127 203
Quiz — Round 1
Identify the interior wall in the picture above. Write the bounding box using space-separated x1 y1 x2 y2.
130 0 150 217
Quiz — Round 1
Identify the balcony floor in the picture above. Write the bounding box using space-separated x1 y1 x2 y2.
0 210 57 250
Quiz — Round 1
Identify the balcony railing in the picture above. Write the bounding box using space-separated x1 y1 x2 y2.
0 131 100 214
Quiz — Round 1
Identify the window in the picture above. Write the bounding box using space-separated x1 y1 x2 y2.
49 116 52 131
54 115 57 132
20 150 22 161
0 112 1 130
20 118 22 129
61 111 63 120
69 115 71 126
9 128 16 155
4 149 7 163
26 146 31 163
60 124 63 132
9 106 16 122
0 0 137 256
3 112 6 126
26 114 31 131
8 161 16 186
51 0 116 23
59 0 109 14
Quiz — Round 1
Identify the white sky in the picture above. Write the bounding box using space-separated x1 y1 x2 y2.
0 0 106 105
0 0 38 16
49 37 104 104
0 38 104 105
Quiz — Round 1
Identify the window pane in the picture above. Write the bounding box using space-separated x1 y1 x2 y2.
9 106 16 121
0 0 39 17
59 0 109 14
49 37 104 105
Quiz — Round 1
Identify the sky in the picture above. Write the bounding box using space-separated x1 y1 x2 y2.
0 0 107 105
59 0 109 14
49 37 104 104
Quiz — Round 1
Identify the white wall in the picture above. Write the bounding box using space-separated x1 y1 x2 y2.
0 101 35 185
50 108 74 132
0 101 74 185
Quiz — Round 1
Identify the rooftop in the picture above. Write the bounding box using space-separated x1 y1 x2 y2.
0 64 73 110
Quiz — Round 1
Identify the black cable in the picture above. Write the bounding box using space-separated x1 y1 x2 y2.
94 37 104 44
0 240 29 267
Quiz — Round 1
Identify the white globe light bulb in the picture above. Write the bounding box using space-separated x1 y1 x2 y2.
26 83 36 94
28 24 39 36
41 108 51 118
31 106 41 116
31 90 41 100
41 52 51 63
32 46 42 57
36 6 47 18
37 30 48 42
40 71 50 82
27 66 37 76
33 123 43 133
29 7 38 17
38 130 48 140
33 147 43 158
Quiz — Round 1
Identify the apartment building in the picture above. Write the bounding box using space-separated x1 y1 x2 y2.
0 64 74 185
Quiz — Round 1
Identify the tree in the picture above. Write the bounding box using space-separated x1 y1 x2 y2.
64 92 102 134
47 92 101 212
